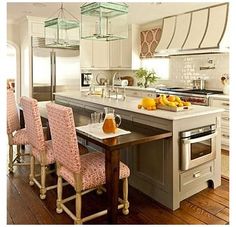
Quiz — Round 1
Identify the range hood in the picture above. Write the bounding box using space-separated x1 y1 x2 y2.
154 3 229 56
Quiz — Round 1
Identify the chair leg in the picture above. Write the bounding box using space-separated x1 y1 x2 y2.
40 165 47 199
74 191 82 224
8 145 13 173
29 155 35 186
56 175 63 214
16 145 21 163
122 178 129 215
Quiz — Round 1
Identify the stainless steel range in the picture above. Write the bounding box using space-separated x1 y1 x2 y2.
156 87 223 106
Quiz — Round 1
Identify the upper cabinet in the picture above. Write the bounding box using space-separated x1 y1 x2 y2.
81 24 140 70
109 24 140 70
80 40 109 69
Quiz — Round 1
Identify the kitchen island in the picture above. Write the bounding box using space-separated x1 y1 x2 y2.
54 91 224 210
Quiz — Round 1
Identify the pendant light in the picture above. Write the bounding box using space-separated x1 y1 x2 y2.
44 3 80 49
80 2 128 41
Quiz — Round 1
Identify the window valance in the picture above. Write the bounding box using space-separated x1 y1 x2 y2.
140 28 162 58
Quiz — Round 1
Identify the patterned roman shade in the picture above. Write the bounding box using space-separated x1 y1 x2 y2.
140 28 162 58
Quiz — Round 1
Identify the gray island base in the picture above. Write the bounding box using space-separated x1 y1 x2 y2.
54 91 224 210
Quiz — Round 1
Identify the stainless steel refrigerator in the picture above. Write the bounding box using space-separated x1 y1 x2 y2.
32 37 80 101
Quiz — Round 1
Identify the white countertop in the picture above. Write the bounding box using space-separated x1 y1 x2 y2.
55 91 224 121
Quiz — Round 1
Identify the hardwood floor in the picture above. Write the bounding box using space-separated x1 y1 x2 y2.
7 163 229 224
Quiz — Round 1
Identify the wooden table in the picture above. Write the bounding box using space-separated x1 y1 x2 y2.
20 101 172 224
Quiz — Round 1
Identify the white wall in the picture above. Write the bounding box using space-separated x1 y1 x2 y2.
7 23 20 46
168 53 229 90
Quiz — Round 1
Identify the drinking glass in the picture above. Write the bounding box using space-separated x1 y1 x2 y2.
89 112 103 131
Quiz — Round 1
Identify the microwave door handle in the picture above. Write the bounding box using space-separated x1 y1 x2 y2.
182 131 217 144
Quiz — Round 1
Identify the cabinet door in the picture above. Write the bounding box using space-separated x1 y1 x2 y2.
80 39 93 68
121 37 132 68
30 21 44 37
92 41 109 68
109 40 121 68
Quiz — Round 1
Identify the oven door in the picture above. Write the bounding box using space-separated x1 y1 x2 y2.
181 131 217 170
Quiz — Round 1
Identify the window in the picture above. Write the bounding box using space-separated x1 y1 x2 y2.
141 58 169 80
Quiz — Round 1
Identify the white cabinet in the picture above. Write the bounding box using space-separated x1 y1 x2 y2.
210 97 229 150
93 41 109 68
109 24 140 70
80 39 109 69
30 20 44 37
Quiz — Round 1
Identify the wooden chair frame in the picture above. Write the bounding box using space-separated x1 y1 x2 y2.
8 134 30 173
56 162 129 224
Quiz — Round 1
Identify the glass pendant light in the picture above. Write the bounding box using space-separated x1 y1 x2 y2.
44 3 80 49
80 2 128 41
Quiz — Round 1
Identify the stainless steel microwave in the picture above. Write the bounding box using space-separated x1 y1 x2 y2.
180 124 217 170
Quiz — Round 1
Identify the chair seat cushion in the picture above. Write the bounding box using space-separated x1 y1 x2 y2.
12 128 28 145
32 140 55 165
59 152 130 190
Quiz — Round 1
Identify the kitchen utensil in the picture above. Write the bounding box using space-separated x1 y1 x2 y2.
102 107 121 133
120 76 134 86
192 78 205 90
96 73 107 85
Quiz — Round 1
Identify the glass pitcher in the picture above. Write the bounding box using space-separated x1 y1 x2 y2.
102 107 121 133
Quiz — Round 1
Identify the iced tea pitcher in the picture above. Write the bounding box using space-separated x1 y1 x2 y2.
102 107 121 133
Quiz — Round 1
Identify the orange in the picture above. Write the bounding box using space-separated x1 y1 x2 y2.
168 95 176 102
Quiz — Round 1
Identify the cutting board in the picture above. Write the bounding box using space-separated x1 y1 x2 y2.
157 105 192 112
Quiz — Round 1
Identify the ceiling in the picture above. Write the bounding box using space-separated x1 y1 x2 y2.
7 2 218 25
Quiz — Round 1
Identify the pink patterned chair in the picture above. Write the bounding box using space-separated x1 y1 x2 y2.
20 96 57 199
7 90 30 172
46 103 130 224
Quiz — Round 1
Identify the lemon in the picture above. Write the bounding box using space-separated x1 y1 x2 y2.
142 97 156 109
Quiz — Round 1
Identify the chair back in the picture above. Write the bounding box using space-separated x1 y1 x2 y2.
7 90 20 134
20 97 45 152
46 103 81 173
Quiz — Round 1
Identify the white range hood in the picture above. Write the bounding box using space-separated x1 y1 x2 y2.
154 3 229 56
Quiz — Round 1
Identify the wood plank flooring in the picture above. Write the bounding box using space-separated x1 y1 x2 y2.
7 163 229 224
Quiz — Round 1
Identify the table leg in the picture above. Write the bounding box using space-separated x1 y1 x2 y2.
105 149 120 224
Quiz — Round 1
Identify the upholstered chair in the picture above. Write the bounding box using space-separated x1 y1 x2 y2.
46 103 130 224
20 96 56 199
7 90 30 172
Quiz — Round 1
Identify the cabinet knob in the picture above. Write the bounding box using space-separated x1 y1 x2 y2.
222 134 229 139
193 171 201 178
222 117 229 121
222 102 229 106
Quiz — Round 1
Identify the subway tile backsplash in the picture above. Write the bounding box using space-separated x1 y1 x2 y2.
169 53 229 90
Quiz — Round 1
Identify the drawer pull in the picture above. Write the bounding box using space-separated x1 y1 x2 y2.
222 134 229 138
222 117 229 121
193 171 201 178
222 103 229 106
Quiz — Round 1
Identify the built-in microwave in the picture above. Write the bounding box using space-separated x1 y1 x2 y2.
180 124 217 170
81 73 92 87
